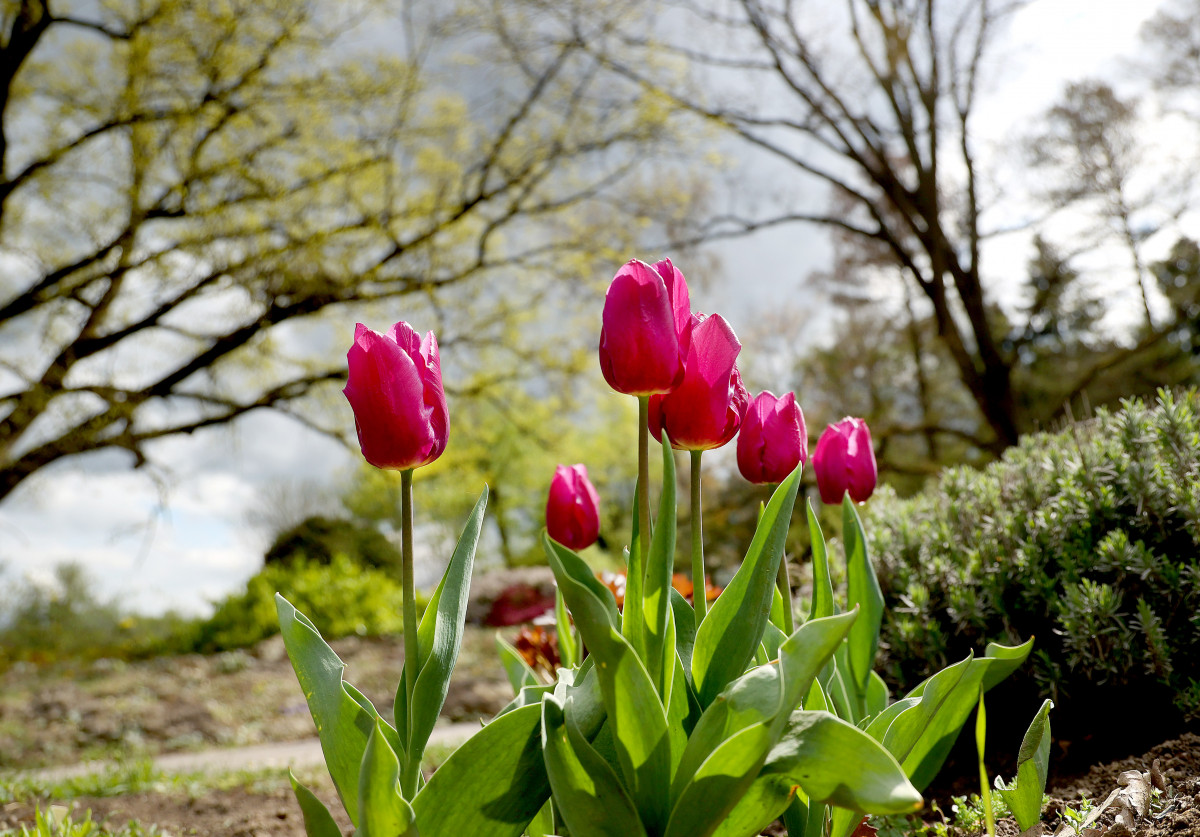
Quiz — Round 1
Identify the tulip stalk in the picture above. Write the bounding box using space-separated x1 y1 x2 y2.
690 450 706 626
401 467 417 793
637 395 652 578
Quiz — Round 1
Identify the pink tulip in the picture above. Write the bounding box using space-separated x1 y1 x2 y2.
648 313 750 450
546 464 601 550
736 391 807 484
343 322 449 471
813 417 877 503
599 258 692 396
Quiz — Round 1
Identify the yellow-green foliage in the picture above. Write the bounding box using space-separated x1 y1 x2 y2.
188 554 421 652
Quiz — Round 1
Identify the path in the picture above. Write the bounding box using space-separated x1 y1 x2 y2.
20 721 481 783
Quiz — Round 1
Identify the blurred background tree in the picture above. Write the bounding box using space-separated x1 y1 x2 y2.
0 0 709 505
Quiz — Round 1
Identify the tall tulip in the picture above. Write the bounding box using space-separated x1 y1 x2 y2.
343 320 449 779
647 313 750 451
598 258 692 397
813 417 878 504
343 322 449 471
736 389 807 633
546 464 601 551
647 312 749 627
598 257 692 631
737 391 807 485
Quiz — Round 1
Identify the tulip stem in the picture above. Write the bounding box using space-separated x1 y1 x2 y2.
691 450 706 628
771 483 794 635
637 396 651 581
401 468 417 787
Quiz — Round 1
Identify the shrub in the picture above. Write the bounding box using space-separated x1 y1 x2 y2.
263 515 401 571
866 389 1200 723
187 553 421 652
0 564 191 667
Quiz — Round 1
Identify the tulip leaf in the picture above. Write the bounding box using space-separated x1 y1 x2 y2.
807 500 834 622
556 587 578 669
545 529 673 832
623 474 645 654
763 710 923 814
773 611 859 741
996 699 1054 831
663 722 773 837
643 434 678 696
542 533 621 628
887 639 1034 790
396 487 487 784
670 587 697 679
358 719 417 837
288 771 343 837
709 775 799 837
496 634 539 694
542 691 647 837
411 702 550 836
843 497 882 708
867 670 891 720
276 594 376 827
693 464 801 707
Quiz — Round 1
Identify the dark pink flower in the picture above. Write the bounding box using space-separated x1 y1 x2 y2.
342 322 449 471
599 258 692 396
546 464 601 550
736 391 807 484
648 313 749 450
813 417 877 503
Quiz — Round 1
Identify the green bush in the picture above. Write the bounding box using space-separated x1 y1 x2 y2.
186 553 421 653
263 515 401 571
866 388 1200 720
0 564 192 667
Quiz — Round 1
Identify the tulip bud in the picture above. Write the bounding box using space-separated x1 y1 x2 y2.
599 258 692 396
648 313 750 450
343 322 449 471
546 464 601 551
812 417 877 503
736 391 807 484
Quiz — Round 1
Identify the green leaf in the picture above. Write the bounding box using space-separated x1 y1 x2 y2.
996 699 1054 831
843 497 882 705
888 640 1034 791
412 702 550 836
397 487 488 780
358 720 417 836
807 500 834 622
664 723 773 837
763 711 923 814
693 465 801 706
556 587 578 669
709 775 799 837
276 594 376 826
670 587 697 679
866 671 890 720
527 799 555 837
643 435 678 695
545 530 673 833
288 771 343 837
542 534 621 629
623 475 645 654
496 634 539 694
542 691 647 837
773 612 858 740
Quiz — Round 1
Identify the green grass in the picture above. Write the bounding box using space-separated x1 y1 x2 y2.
2 805 164 837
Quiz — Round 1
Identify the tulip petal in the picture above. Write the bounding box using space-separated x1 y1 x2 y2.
655 313 745 450
599 260 685 396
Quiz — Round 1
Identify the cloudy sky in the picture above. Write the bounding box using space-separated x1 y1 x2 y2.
0 0 1179 616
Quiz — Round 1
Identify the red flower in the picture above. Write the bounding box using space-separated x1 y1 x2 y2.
599 258 692 396
737 391 807 484
343 322 448 471
648 313 750 450
813 417 877 503
546 464 601 550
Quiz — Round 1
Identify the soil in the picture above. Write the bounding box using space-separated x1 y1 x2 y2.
4 629 1200 835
